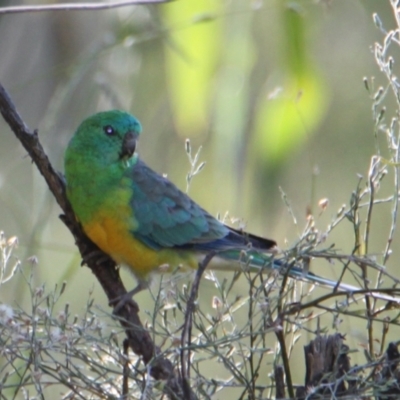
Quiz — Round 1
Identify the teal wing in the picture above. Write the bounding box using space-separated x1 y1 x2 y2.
129 160 229 250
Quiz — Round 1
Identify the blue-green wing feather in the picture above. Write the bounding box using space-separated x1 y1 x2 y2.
130 160 229 250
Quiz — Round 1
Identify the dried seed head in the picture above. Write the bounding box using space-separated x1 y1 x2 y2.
318 198 329 211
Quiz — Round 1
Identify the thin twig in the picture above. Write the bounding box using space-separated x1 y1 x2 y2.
284 287 400 317
0 0 169 15
275 317 294 399
180 251 215 398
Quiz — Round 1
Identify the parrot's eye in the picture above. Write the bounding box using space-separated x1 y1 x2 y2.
103 125 115 136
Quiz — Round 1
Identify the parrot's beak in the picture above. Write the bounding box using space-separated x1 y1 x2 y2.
120 131 137 159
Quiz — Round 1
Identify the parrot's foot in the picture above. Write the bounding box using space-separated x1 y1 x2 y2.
81 249 111 266
111 281 148 313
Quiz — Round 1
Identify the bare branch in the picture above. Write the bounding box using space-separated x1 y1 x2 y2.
0 0 170 15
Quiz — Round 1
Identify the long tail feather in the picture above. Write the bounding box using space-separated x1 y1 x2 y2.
209 250 400 304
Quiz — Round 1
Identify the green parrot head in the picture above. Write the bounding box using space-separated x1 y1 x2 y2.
65 110 142 222
66 110 142 167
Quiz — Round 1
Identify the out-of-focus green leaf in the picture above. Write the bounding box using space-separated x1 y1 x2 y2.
252 3 329 167
162 1 222 137
284 2 307 77
253 70 328 166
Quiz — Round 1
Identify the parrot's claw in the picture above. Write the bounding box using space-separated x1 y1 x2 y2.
110 281 148 313
81 250 111 266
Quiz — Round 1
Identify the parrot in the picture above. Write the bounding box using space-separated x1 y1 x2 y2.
64 110 400 305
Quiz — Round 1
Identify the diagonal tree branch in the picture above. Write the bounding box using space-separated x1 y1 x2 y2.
0 82 196 400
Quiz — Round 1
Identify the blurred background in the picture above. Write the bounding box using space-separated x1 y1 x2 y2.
0 0 399 390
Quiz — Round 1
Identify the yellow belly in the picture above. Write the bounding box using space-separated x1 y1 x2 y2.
83 212 198 278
